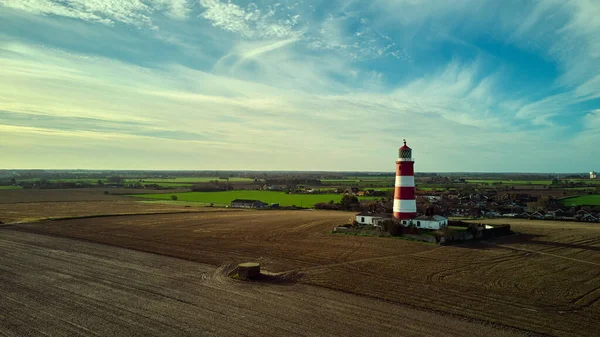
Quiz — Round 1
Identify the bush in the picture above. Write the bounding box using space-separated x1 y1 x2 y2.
170 195 178 201
380 219 404 236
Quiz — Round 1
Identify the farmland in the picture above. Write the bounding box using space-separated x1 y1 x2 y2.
12 210 600 337
561 194 600 206
466 179 552 185
132 191 380 207
0 229 524 337
0 185 21 189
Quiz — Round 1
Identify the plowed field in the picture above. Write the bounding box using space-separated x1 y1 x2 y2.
14 211 600 336
0 201 235 223
0 229 524 337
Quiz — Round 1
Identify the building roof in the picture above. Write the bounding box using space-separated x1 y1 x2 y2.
231 199 264 203
413 215 447 221
355 212 392 218
399 139 411 151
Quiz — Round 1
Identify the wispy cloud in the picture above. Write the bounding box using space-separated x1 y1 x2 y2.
0 0 598 171
0 0 191 29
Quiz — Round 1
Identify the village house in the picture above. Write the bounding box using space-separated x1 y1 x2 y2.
230 199 269 209
355 212 392 226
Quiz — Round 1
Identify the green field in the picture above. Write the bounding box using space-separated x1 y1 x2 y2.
139 177 255 183
131 191 379 207
19 177 254 183
0 186 21 190
561 195 600 206
466 179 552 185
13 177 255 187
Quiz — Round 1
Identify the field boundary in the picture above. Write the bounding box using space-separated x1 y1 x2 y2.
4 209 240 225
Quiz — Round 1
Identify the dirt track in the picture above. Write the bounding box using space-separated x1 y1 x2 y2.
0 229 523 337
14 210 600 336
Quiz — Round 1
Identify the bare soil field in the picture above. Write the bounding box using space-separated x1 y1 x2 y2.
15 210 600 336
0 187 178 203
0 200 236 224
0 229 523 337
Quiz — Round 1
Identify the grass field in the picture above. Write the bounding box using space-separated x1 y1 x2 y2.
132 191 378 207
140 177 255 183
15 177 254 186
466 179 552 185
0 186 21 190
561 194 600 206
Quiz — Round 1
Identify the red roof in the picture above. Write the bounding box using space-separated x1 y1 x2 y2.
399 139 411 150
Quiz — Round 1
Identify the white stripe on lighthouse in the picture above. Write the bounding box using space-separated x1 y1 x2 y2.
393 199 417 213
394 176 414 187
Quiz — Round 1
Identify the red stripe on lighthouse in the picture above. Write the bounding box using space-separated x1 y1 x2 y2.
394 186 415 200
397 163 414 176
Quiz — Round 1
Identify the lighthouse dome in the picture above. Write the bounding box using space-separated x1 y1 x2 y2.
399 139 412 159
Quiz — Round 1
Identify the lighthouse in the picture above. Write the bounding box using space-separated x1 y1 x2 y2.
393 140 417 220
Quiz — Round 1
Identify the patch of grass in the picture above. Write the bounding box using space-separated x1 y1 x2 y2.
448 226 468 231
0 186 21 190
466 179 552 185
131 190 379 207
561 194 600 206
141 177 255 183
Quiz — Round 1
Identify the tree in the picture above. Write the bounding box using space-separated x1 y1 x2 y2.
107 176 124 184
340 194 359 210
170 195 178 201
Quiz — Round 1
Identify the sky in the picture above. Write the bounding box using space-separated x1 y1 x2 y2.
0 0 599 172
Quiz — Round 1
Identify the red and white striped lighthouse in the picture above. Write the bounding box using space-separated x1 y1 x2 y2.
393 139 417 220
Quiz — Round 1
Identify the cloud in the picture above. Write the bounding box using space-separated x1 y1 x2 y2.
0 1 599 171
0 0 192 28
199 0 303 39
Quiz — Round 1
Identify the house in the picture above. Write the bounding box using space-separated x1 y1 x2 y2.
408 215 448 230
519 212 531 218
582 214 599 222
424 195 443 202
545 209 564 218
355 212 392 226
530 211 544 219
230 199 268 209
485 211 501 217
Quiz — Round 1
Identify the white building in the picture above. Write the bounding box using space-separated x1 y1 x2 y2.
357 212 448 230
355 213 392 226
591 171 597 179
397 215 448 230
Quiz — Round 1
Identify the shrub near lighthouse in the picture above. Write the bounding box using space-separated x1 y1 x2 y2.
393 140 417 220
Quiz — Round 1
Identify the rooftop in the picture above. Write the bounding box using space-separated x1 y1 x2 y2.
356 212 392 217
413 215 447 221
231 199 264 203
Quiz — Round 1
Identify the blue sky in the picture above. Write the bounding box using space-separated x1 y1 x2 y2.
0 0 598 172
